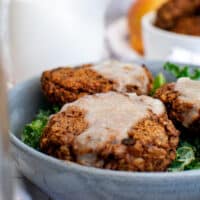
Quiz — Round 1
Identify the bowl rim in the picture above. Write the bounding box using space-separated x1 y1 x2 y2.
9 74 200 179
142 11 200 41
10 133 200 179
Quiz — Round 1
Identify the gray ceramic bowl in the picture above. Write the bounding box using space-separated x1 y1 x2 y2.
10 60 200 200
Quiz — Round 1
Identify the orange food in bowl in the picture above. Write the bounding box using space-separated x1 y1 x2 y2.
128 0 166 55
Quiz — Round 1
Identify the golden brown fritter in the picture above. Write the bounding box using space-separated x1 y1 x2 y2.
171 16 200 36
155 0 200 30
40 106 88 161
41 62 153 105
40 93 179 172
41 64 115 105
154 81 200 134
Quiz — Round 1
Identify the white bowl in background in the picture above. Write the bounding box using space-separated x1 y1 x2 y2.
142 12 200 61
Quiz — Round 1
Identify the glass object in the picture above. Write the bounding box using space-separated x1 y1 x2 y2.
0 63 13 200
0 0 13 199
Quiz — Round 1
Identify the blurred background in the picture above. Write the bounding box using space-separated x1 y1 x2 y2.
6 0 200 84
2 0 172 84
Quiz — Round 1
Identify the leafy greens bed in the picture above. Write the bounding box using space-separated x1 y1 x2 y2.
21 62 200 172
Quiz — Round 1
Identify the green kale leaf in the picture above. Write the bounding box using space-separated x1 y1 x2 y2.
21 105 60 149
164 62 200 80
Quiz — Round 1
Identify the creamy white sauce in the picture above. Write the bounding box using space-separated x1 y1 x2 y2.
61 92 164 165
92 60 150 93
175 78 200 126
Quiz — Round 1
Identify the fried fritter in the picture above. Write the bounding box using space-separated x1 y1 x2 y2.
155 78 200 133
41 60 153 105
171 16 200 36
155 0 200 30
40 92 179 172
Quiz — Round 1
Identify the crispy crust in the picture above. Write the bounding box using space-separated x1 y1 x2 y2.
102 113 179 171
41 65 115 105
40 105 179 172
41 64 153 105
40 106 88 161
155 0 200 30
154 83 200 133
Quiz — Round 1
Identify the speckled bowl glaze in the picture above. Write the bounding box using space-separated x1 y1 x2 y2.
10 60 200 200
